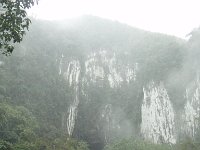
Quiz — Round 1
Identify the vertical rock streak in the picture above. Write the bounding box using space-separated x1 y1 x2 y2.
183 76 200 137
65 60 81 137
141 82 176 144
101 104 112 143
61 50 138 138
59 54 64 75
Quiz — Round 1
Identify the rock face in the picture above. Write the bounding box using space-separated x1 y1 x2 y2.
60 50 138 137
59 50 200 143
183 76 200 138
101 104 132 143
66 60 81 136
141 82 176 144
61 60 81 137
101 104 113 143
84 50 137 88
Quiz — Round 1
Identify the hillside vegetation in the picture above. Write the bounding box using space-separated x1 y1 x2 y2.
0 16 200 150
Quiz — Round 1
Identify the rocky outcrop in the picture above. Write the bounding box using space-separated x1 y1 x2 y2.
60 50 138 137
141 82 176 144
182 76 200 138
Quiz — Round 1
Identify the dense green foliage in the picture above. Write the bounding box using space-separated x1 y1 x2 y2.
0 16 200 149
0 0 38 54
0 101 89 149
0 102 38 149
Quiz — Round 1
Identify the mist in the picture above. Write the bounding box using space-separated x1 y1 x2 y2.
1 1 200 150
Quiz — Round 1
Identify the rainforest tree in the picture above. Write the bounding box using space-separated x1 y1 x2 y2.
0 0 38 55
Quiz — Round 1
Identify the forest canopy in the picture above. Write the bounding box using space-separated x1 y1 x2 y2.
0 0 38 55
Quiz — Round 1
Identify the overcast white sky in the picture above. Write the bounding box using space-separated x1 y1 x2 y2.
28 0 200 38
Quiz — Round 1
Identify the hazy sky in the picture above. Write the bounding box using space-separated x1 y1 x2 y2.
28 0 200 38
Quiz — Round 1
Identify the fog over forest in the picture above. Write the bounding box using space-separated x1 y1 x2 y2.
1 6 200 150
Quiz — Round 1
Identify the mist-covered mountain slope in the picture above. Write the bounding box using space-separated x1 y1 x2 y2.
1 16 200 150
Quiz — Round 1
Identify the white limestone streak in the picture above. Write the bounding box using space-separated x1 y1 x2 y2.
102 104 112 143
183 76 200 137
85 50 137 88
85 56 105 82
107 54 123 88
141 82 176 144
64 60 81 137
67 104 78 136
59 54 64 75
125 67 134 83
65 60 80 86
125 63 138 83
133 63 138 81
